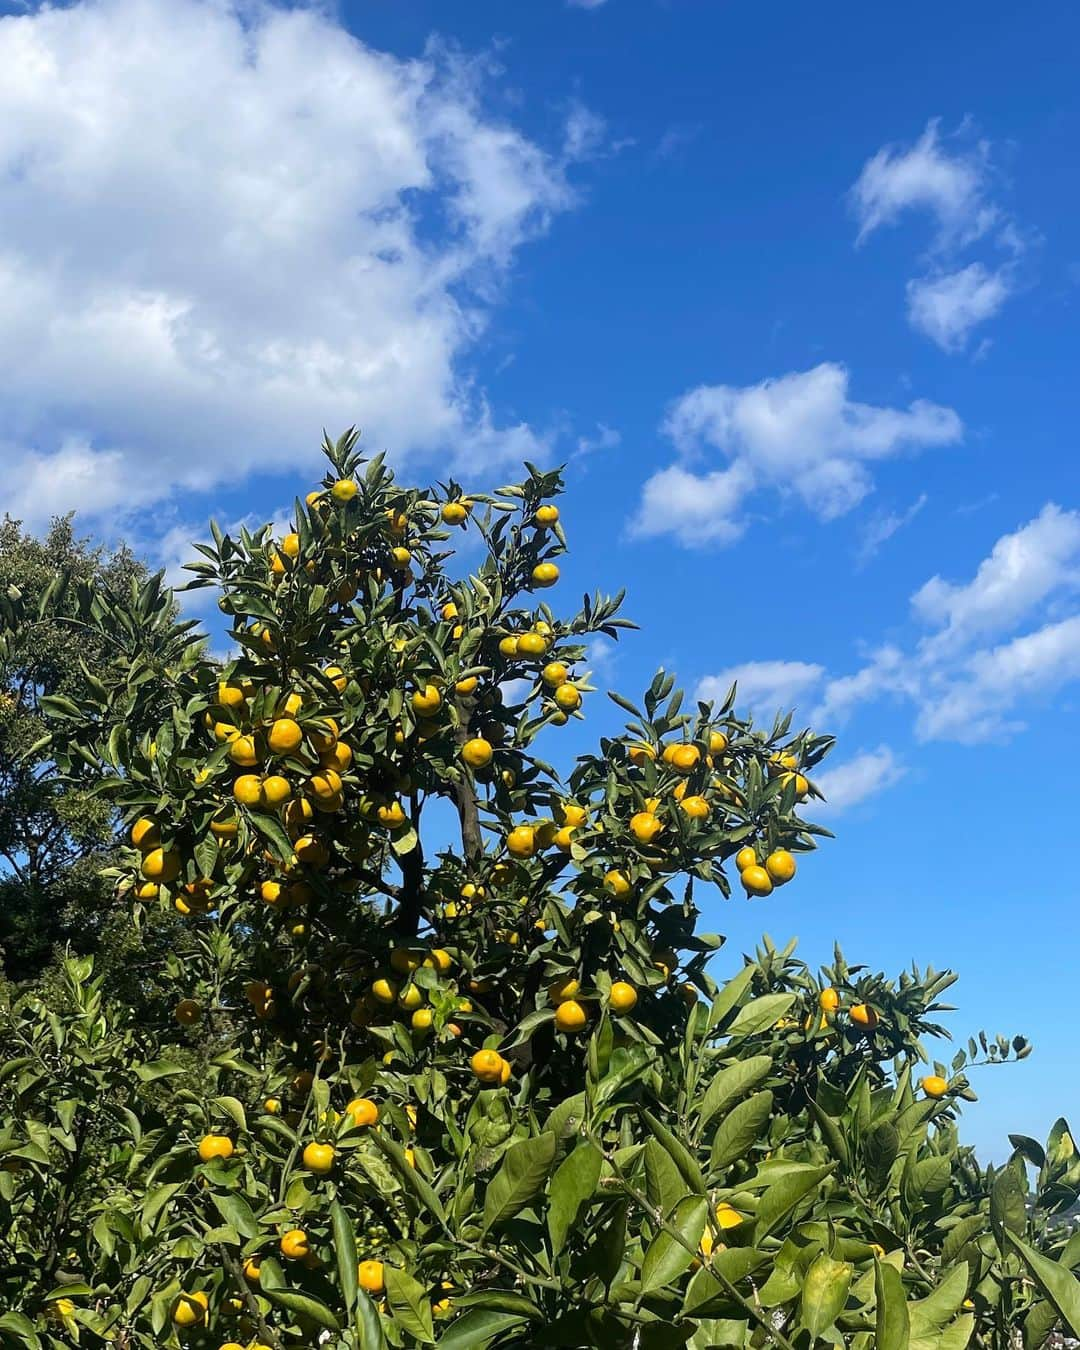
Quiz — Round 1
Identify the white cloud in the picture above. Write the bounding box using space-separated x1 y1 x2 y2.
916 615 1080 742
850 119 996 250
912 504 1080 657
810 506 1080 745
696 661 826 718
906 263 1013 352
575 423 621 459
567 0 608 8
813 745 906 811
0 0 588 530
856 493 927 566
634 363 960 546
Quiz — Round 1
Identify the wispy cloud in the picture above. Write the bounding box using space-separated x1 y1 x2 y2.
696 661 827 719
856 493 928 566
813 746 907 812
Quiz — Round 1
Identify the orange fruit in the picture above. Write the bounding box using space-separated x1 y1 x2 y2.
346 1098 379 1127
302 1142 335 1174
470 1049 504 1083
740 865 773 898
461 737 493 769
818 987 840 1014
850 1004 879 1030
765 849 796 884
542 661 568 686
531 562 559 588
280 1229 310 1260
267 718 303 755
535 505 559 525
554 684 581 712
358 1260 385 1294
604 869 631 898
506 825 536 858
680 795 710 820
131 816 160 851
609 981 638 1013
630 811 662 844
554 999 588 1033
922 1075 948 1099
172 1291 208 1328
734 846 757 872
140 847 179 883
197 1134 233 1162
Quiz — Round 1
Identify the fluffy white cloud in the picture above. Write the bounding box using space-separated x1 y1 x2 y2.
850 119 996 250
809 506 1080 744
906 263 1013 352
916 615 1080 742
912 504 1080 657
696 661 826 718
0 0 587 530
633 363 960 545
813 746 906 811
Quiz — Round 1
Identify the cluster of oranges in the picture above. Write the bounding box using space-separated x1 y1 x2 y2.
735 845 797 898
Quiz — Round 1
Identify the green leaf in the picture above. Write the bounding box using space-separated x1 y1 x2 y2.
434 1310 528 1350
370 1130 448 1225
134 1059 186 1083
990 1162 1027 1246
640 1195 708 1293
708 963 756 1028
710 1091 774 1171
754 1164 833 1239
261 1285 341 1331
642 1111 706 1196
547 1140 602 1255
213 1095 248 1132
209 1190 259 1239
726 993 796 1039
481 1132 557 1232
645 1136 687 1216
697 1056 773 1134
354 1290 387 1349
0 1314 41 1350
331 1200 359 1314
1007 1233 1080 1338
385 1264 435 1344
875 1259 911 1350
801 1253 853 1338
864 1121 900 1192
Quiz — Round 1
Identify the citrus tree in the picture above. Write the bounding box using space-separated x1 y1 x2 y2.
2 430 1079 1350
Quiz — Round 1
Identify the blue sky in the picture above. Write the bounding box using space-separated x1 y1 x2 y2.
1 0 1078 1159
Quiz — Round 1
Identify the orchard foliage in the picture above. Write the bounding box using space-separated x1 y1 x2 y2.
2 431 1080 1350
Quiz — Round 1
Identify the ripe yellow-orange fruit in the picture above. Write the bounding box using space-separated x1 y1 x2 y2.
280 1229 310 1260
172 1290 208 1328
471 1049 504 1083
217 680 246 709
426 948 453 974
609 981 638 1013
604 869 631 898
819 987 840 1014
267 717 303 756
136 881 159 900
516 631 548 656
535 504 560 525
140 848 179 883
716 1201 743 1229
345 1097 379 1128
553 825 576 852
780 771 810 800
506 825 536 858
559 802 588 827
228 733 258 767
262 774 291 806
259 879 287 909
922 1075 948 1099
441 500 470 525
320 741 352 775
232 774 264 808
542 661 568 687
441 600 459 621
310 716 339 752
390 947 422 975
411 1007 434 1031
850 1004 879 1030
309 768 342 802
390 546 412 569
630 811 663 844
302 1142 335 1174
765 849 796 884
263 1098 281 1115
680 794 710 820
531 562 559 588
131 816 160 851
461 737 493 769
397 984 423 1011
209 813 239 840
411 683 442 717
734 846 757 872
740 865 773 898
548 975 580 1004
371 977 398 1005
454 675 479 696
358 1260 385 1294
331 478 357 503
198 1134 233 1163
554 684 581 712
628 742 656 766
377 801 406 829
294 835 330 867
498 635 519 658
175 999 201 1026
554 999 588 1033
668 743 701 772
709 730 729 755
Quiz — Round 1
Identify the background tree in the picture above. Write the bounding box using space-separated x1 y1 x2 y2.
0 516 191 985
